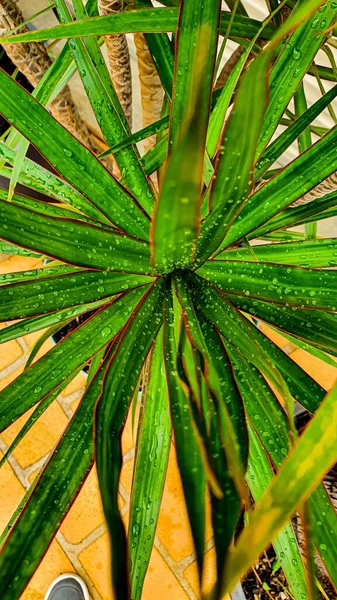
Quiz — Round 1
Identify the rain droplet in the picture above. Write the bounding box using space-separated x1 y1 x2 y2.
100 325 112 338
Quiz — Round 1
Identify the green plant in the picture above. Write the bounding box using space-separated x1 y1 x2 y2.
0 1 337 599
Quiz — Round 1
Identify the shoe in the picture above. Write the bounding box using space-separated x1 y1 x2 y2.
44 573 89 600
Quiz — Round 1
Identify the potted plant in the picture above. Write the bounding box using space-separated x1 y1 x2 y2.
0 1 336 599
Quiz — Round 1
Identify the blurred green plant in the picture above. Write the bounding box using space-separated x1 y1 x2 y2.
0 1 336 599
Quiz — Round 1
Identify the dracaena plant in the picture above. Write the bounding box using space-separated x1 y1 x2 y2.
0 0 337 599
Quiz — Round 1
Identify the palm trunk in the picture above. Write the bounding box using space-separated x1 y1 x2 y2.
0 0 109 164
292 171 337 206
134 33 163 152
98 0 132 128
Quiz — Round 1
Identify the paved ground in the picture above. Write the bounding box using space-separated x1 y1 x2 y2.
0 255 336 600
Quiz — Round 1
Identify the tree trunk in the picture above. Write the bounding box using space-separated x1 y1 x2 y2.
292 171 337 206
0 0 110 164
98 0 132 128
134 33 163 152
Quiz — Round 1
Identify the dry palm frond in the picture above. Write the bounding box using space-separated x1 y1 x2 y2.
134 32 163 152
98 0 132 128
0 0 110 165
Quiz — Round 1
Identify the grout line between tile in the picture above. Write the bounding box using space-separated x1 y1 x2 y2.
56 531 103 600
154 536 199 600
0 354 26 381
0 435 102 600
57 388 85 420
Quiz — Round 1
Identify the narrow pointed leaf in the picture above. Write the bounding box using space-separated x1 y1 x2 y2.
174 275 248 469
175 329 224 501
141 131 214 193
32 40 74 104
296 204 337 227
0 356 110 600
255 85 337 182
0 143 108 223
85 347 108 390
250 190 337 239
236 349 337 591
219 238 337 268
0 69 149 237
223 383 337 595
0 367 82 469
0 241 41 258
199 0 332 259
206 48 248 159
258 232 306 242
24 322 74 370
187 273 287 392
256 0 336 158
0 9 274 44
71 0 129 130
100 116 169 158
0 287 147 431
221 126 337 249
151 0 221 272
0 301 115 345
163 287 206 577
228 350 337 592
0 264 78 286
174 275 248 589
179 326 203 409
228 348 291 463
197 52 270 262
187 273 326 413
246 423 308 600
268 326 337 368
55 0 154 214
0 188 109 227
198 260 337 311
95 280 165 600
129 329 171 600
0 269 153 320
141 135 168 176
228 293 337 358
238 309 328 412
207 394 242 597
168 0 221 148
0 200 152 273
193 332 248 588
309 485 337 591
4 20 88 204
142 33 174 100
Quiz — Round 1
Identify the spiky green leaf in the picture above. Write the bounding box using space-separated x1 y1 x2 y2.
0 200 152 273
198 260 337 311
129 330 171 600
151 0 221 272
96 280 165 600
0 269 153 321
0 288 147 431
0 70 149 237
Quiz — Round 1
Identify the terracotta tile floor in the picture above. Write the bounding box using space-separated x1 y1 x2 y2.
0 256 336 600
